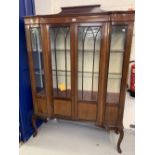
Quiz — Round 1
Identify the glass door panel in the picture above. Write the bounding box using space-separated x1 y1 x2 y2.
30 27 45 95
78 26 101 101
50 27 71 98
106 25 127 104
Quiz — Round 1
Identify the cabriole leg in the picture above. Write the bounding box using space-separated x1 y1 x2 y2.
117 128 124 153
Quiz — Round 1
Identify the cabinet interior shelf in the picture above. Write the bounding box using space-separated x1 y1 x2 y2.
110 50 124 53
50 49 124 53
32 49 124 53
52 70 122 79
34 69 122 79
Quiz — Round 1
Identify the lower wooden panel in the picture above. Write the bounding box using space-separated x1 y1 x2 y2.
54 99 71 117
37 97 47 114
105 106 118 125
78 102 97 121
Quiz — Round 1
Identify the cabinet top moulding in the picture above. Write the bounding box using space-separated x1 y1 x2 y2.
24 5 135 24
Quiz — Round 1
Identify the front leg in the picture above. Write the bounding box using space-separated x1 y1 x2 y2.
32 114 38 137
117 128 124 153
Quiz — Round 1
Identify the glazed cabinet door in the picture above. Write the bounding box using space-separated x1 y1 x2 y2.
25 26 48 117
48 26 73 118
104 23 134 126
76 24 107 122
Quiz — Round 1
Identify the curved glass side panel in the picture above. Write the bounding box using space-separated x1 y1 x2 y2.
30 27 45 95
106 25 127 104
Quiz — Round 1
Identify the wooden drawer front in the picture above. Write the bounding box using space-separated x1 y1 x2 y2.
37 98 47 114
54 99 71 117
78 102 97 121
105 106 118 125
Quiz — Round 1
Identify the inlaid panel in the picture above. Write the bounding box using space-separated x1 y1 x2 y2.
54 99 71 117
78 102 97 121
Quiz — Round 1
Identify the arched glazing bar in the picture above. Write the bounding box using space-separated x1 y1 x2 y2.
91 27 101 99
64 28 70 97
81 27 90 99
53 28 60 95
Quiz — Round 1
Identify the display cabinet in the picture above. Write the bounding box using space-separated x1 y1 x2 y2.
24 5 134 153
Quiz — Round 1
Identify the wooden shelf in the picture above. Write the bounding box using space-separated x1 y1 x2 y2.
51 49 124 54
108 73 122 79
51 49 70 52
52 69 121 79
110 50 124 53
78 90 98 102
51 49 100 54
37 88 120 104
53 88 71 98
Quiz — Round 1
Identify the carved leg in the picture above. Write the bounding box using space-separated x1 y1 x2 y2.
32 114 38 137
117 128 124 153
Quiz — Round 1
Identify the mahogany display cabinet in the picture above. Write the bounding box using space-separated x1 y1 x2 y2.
24 5 135 153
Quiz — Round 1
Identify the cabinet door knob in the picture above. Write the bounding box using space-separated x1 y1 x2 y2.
72 18 76 22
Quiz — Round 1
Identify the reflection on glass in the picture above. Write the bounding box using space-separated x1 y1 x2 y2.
106 25 127 104
30 27 45 94
110 26 126 51
78 26 101 101
50 27 71 98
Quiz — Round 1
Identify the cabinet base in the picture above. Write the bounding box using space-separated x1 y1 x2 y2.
31 117 124 153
